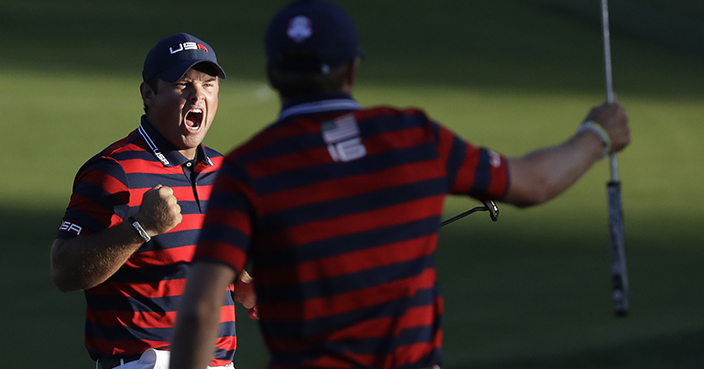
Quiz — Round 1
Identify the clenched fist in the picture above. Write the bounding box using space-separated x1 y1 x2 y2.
133 185 183 237
583 100 630 154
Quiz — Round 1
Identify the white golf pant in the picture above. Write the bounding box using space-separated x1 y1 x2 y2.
95 349 235 369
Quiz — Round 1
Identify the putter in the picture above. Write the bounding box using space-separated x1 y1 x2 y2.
601 0 629 317
440 200 499 227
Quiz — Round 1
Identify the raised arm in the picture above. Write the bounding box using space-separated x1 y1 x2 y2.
50 185 182 292
503 101 629 207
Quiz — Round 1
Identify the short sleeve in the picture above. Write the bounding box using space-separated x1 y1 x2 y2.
433 121 509 200
56 157 131 239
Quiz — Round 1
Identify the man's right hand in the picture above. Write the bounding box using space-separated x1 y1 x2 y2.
133 185 183 237
583 101 630 154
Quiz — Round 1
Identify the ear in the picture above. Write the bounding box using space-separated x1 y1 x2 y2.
140 82 156 108
341 58 360 94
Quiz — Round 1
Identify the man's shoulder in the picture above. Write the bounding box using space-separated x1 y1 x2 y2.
77 130 154 174
94 129 147 159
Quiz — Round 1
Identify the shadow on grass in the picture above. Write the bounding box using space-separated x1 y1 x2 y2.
4 204 702 369
436 212 704 369
0 205 93 368
464 328 704 369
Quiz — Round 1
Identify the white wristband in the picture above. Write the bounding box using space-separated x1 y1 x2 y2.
576 121 611 160
128 216 151 243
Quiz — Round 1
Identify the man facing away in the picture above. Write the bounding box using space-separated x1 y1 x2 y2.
51 33 255 369
169 1 631 369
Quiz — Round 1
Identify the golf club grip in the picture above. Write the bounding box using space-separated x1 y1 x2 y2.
607 181 629 316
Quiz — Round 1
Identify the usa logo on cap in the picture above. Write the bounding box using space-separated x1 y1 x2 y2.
169 42 210 55
287 16 312 43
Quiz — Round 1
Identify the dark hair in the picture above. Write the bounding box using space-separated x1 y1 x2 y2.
267 62 351 99
143 79 160 114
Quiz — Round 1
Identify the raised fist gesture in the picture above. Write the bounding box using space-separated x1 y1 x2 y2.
133 184 183 237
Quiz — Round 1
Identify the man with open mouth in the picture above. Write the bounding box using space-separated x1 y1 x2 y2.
50 33 256 369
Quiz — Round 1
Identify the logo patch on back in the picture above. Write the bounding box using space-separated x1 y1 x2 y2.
322 114 367 162
287 16 312 43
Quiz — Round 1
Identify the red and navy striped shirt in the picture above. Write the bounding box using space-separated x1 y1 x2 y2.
195 94 509 369
57 117 236 365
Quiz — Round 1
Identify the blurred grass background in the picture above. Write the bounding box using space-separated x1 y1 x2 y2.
1 0 703 368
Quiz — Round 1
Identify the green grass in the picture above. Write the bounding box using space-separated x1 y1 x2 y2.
2 1 703 368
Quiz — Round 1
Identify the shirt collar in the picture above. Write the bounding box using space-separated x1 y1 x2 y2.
278 93 361 121
137 116 214 167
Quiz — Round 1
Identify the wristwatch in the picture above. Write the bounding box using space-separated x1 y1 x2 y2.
128 216 152 243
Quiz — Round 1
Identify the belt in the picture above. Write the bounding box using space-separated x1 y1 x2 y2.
98 355 142 369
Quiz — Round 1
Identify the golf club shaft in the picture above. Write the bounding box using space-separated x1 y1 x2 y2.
601 0 619 182
440 206 485 227
601 0 614 106
440 201 498 227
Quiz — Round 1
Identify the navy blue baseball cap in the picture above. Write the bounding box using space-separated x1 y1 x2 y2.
265 0 365 74
142 33 226 82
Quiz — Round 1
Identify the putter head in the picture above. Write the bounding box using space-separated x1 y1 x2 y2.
483 200 499 221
